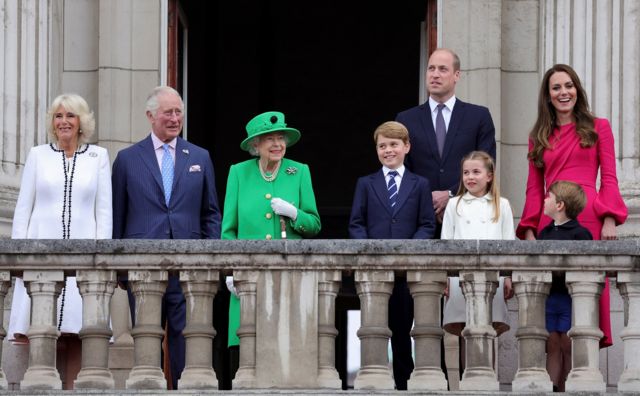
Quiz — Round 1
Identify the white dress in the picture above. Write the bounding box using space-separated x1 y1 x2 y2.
441 192 515 336
9 143 112 340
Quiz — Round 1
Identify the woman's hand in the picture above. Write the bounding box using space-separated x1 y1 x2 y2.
443 278 450 298
524 229 537 240
601 216 618 240
271 198 298 220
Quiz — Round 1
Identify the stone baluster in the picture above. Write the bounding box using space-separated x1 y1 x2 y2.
353 270 394 390
617 272 640 392
317 270 341 388
459 271 499 391
0 272 10 389
511 271 553 391
74 270 117 389
125 270 168 389
233 270 259 389
407 270 447 390
108 287 134 388
178 270 219 389
20 270 65 390
565 271 605 392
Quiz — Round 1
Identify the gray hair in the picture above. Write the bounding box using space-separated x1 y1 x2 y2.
247 133 290 156
145 86 184 115
46 93 95 144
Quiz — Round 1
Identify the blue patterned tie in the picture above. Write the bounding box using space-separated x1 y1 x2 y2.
435 103 447 156
387 170 399 208
161 144 173 205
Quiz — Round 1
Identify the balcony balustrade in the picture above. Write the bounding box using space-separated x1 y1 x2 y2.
0 239 638 392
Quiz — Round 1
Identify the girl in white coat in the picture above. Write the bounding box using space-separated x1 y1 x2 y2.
441 151 515 372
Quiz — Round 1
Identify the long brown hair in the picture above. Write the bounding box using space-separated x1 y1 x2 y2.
455 151 501 222
528 64 597 168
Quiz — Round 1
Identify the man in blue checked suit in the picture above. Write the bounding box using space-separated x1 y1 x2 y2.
112 86 221 389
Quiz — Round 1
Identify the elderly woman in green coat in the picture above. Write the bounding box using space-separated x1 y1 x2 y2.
222 111 321 356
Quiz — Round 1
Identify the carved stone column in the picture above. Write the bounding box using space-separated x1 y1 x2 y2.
459 271 499 391
178 270 219 390
20 270 64 390
565 271 605 392
0 272 10 389
317 270 341 388
617 272 640 392
125 270 168 390
232 270 259 389
353 270 394 390
407 270 447 390
74 270 117 389
511 271 553 391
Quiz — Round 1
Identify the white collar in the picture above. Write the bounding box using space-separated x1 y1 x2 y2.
429 95 457 113
150 132 177 150
383 165 405 177
461 192 492 202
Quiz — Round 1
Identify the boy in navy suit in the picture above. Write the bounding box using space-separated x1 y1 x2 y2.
349 121 436 389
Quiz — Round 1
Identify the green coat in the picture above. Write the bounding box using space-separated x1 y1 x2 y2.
223 158 321 346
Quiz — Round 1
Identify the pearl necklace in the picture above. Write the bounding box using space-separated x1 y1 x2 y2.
259 160 281 182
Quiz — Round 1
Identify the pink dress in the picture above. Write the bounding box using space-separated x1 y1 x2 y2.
516 118 628 347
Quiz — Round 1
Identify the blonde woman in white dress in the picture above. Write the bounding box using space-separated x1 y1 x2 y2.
10 93 112 388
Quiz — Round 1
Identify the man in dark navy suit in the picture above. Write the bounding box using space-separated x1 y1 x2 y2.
395 48 496 385
396 48 496 229
112 86 222 389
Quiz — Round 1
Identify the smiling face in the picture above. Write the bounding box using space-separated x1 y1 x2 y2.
462 159 492 197
548 71 577 122
426 50 460 102
255 132 287 163
147 91 184 142
53 106 80 145
376 135 410 170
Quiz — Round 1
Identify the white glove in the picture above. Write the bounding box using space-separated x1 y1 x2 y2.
270 197 298 221
225 276 238 297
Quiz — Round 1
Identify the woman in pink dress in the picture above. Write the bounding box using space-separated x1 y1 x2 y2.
516 64 627 348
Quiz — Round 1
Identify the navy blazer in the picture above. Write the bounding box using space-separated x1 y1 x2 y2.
396 99 496 192
112 135 221 239
349 169 436 239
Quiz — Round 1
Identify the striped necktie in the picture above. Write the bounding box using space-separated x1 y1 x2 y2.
387 170 399 208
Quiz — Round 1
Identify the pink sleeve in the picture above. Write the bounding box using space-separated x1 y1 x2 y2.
593 118 628 225
516 139 545 239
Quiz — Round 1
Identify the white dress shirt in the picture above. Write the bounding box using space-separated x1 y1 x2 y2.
151 131 176 167
429 95 457 133
382 165 405 191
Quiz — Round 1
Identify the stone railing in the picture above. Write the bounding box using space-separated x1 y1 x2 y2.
0 239 639 392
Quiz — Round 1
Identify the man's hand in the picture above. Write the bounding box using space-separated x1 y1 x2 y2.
432 190 450 217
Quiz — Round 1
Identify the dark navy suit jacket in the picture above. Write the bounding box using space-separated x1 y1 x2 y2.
112 134 221 239
396 99 496 193
348 169 436 239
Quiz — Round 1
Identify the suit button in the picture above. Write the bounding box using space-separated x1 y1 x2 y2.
265 193 272 199
266 234 272 240
440 169 444 173
266 213 272 219
392 219 397 223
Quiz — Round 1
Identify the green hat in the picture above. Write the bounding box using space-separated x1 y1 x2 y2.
240 111 301 151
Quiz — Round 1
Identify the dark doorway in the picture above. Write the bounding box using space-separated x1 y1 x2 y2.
179 1 428 238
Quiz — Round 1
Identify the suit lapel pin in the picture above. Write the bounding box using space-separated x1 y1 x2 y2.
286 166 297 175
182 149 189 154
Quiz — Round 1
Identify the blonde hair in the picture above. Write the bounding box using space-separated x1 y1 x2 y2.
548 180 587 219
46 94 95 143
455 151 501 222
373 121 409 144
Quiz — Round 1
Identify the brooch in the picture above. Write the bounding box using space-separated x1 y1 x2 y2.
89 152 98 157
286 166 297 175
